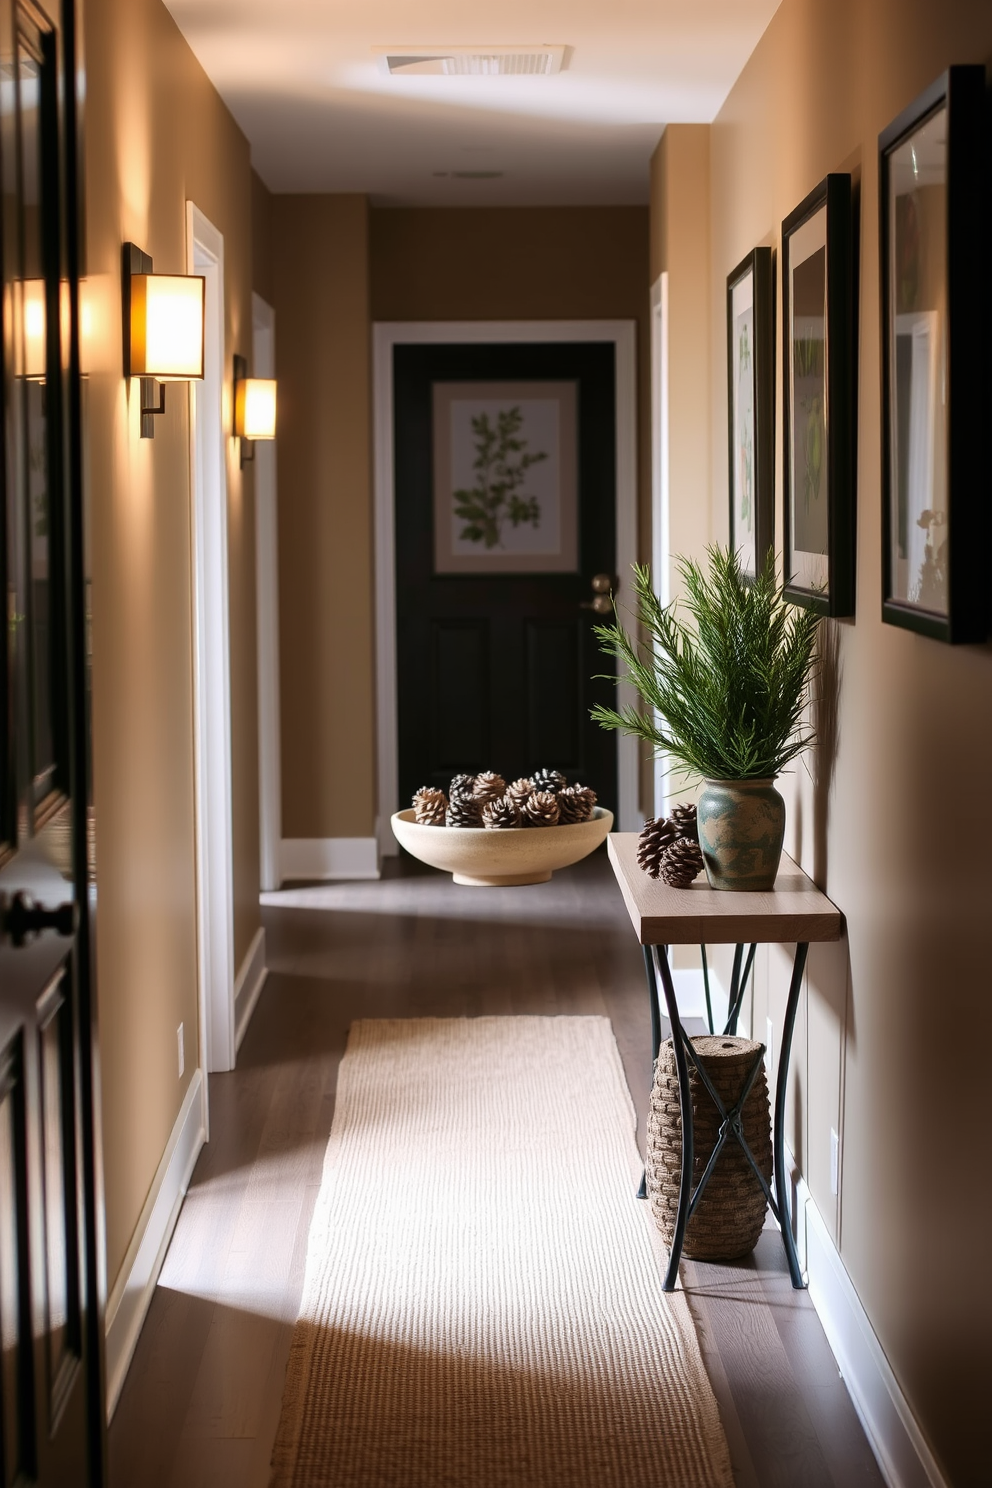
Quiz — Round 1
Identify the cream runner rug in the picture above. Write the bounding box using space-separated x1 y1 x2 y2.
270 1017 732 1488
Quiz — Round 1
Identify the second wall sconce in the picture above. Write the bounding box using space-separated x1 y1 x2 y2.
122 241 205 437
233 353 277 466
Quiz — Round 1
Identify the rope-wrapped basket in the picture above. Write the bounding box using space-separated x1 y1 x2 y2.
646 1035 772 1261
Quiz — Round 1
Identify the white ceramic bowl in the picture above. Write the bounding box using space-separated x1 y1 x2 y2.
390 806 614 886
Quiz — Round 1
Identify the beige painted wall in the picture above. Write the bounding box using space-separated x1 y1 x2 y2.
654 2 992 1479
270 196 376 840
84 0 260 1291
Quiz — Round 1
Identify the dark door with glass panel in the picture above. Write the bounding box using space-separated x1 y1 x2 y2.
0 0 103 1484
395 342 617 811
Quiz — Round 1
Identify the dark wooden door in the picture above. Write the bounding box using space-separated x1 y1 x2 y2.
395 342 618 810
0 0 104 1483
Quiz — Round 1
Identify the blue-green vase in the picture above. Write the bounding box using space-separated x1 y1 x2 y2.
697 779 785 891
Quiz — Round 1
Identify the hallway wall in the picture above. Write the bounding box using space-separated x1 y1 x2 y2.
654 4 992 1481
84 0 261 1294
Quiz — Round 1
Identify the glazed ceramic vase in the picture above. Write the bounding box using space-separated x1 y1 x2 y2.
697 778 785 891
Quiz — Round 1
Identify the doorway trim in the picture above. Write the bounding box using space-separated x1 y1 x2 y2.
372 319 639 851
186 203 236 1075
252 293 281 892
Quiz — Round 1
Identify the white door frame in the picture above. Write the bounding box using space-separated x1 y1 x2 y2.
372 319 640 849
186 203 236 1075
252 293 281 892
650 276 674 819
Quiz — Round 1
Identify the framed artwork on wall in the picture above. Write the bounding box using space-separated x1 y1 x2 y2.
781 173 857 616
727 247 775 578
879 65 989 643
432 380 579 574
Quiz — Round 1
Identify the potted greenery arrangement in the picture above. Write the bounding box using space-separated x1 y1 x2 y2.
592 547 821 891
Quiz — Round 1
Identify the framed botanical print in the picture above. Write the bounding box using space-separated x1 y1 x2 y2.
432 380 579 574
781 173 857 616
879 66 989 643
727 247 775 578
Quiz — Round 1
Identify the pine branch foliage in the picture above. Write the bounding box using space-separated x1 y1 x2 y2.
591 547 821 781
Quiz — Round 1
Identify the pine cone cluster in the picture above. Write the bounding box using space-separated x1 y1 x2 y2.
413 786 447 826
413 767 599 829
636 801 702 887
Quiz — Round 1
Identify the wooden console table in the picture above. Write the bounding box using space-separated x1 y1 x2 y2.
607 833 843 1291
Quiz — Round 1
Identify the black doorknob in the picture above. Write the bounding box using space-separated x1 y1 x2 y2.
0 892 76 948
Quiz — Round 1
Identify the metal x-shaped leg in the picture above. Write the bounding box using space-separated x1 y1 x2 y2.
640 940 809 1291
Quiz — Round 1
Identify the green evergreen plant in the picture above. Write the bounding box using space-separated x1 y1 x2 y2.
592 546 821 781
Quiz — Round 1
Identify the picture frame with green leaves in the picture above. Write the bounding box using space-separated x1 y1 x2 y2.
781 173 857 616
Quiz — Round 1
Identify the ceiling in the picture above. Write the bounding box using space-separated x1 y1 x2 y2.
164 0 782 206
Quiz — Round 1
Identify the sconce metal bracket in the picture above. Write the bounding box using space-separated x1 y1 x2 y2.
123 240 166 439
233 353 254 467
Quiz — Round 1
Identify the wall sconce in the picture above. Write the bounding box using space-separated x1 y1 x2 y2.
21 279 46 380
233 353 277 466
122 242 205 437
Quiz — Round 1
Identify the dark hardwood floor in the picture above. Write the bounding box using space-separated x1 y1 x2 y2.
108 851 883 1488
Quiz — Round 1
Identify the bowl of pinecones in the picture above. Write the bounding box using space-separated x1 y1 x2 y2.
391 769 613 886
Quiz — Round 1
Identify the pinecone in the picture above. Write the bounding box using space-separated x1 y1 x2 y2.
445 794 483 828
412 786 447 825
637 816 679 877
521 790 560 828
670 802 699 843
448 773 477 801
472 771 506 806
506 777 534 806
482 794 521 830
530 767 566 795
660 837 704 888
557 784 597 824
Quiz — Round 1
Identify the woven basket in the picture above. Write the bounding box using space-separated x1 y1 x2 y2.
646 1035 772 1261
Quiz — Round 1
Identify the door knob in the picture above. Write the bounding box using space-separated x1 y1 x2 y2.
0 892 76 948
580 573 615 616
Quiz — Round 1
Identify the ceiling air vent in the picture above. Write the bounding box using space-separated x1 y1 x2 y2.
377 46 566 77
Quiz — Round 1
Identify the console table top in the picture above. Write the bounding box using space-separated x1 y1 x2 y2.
607 833 843 946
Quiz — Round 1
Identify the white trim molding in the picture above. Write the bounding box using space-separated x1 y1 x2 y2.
252 294 282 893
281 837 381 881
187 202 236 1076
792 1165 950 1488
234 926 268 1051
104 1071 207 1422
372 319 640 849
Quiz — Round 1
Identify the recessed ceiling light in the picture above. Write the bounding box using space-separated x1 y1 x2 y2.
376 45 566 77
452 170 504 179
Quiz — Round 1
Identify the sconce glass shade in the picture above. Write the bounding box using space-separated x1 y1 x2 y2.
235 377 277 440
22 278 46 379
129 273 205 379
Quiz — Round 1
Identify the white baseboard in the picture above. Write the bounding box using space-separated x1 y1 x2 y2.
281 836 381 881
669 967 732 1035
234 926 267 1051
105 1069 206 1421
793 1168 949 1488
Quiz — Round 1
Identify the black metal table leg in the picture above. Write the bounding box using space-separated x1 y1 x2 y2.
774 941 809 1289
652 945 693 1292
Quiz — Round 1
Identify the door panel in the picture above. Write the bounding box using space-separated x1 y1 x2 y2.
0 0 102 1481
395 342 617 809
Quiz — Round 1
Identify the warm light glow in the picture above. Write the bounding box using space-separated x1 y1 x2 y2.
236 377 277 440
130 273 204 379
23 279 46 379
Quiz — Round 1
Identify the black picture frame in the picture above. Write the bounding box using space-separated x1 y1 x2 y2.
879 66 989 644
727 247 775 578
781 173 857 616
